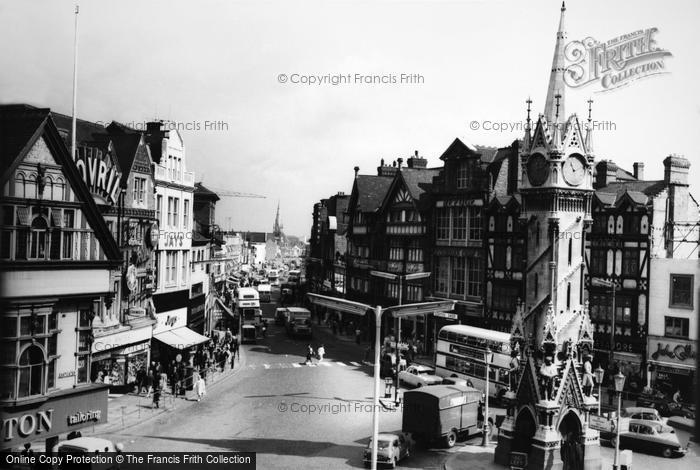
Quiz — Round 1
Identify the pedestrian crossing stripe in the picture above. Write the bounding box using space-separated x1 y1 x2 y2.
246 361 372 370
307 364 317 367
335 362 347 366
263 364 270 369
350 362 361 366
291 363 302 368
318 362 332 366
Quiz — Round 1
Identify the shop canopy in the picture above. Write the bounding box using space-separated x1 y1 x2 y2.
216 297 236 318
153 326 210 350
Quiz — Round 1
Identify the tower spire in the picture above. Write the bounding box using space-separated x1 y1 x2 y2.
585 98 594 157
273 201 283 240
544 2 567 126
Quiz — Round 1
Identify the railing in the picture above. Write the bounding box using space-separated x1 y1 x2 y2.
153 165 195 187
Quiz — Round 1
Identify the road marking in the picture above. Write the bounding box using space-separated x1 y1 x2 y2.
263 364 271 369
335 361 347 366
291 363 302 368
318 362 332 366
350 362 361 366
307 363 317 367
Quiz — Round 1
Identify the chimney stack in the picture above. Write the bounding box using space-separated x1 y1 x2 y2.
407 150 428 169
377 160 397 177
663 155 691 255
633 162 644 180
594 160 618 188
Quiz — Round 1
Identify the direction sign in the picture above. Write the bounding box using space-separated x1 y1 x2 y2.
306 293 371 316
386 300 456 318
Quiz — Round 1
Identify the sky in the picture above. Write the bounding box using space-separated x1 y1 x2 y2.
2 0 699 239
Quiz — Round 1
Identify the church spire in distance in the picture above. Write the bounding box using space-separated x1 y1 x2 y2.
273 201 283 241
544 2 567 126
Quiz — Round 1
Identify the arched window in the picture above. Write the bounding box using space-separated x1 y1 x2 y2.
15 172 26 198
568 238 573 265
45 175 54 200
29 216 48 259
56 177 66 201
566 282 571 310
18 345 45 398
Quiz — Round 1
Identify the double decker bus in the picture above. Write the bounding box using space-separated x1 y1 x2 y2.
235 287 263 341
434 325 512 400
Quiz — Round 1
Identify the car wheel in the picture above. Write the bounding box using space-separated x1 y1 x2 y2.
445 430 458 448
417 383 423 388
661 447 673 458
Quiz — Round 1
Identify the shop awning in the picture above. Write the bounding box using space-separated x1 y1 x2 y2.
153 326 209 349
216 297 236 318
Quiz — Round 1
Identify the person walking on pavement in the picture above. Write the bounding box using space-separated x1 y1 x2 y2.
305 344 315 365
355 326 361 344
194 373 206 402
317 344 325 362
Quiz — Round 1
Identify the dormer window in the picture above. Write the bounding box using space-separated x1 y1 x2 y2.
457 162 470 189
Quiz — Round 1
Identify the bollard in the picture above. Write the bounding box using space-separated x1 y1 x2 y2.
620 449 632 470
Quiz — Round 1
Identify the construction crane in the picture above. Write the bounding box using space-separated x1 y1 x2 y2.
203 186 266 199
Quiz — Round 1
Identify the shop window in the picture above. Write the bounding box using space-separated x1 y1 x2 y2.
18 345 45 398
451 257 465 296
615 297 633 323
435 257 449 294
670 274 693 308
664 317 689 338
77 356 88 384
467 256 482 297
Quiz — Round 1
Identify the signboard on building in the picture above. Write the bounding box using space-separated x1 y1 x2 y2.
0 386 108 449
74 146 122 205
647 336 696 365
153 308 187 335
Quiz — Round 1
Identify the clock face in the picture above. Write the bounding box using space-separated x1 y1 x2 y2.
527 153 549 186
562 155 585 186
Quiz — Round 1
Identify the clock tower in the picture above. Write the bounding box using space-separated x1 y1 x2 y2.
519 1 595 346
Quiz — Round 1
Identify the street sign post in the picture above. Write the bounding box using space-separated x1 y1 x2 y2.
306 293 455 470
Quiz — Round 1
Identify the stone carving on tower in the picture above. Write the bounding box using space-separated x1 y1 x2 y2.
495 4 602 470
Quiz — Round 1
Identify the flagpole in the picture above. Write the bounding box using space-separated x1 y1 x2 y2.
71 5 79 160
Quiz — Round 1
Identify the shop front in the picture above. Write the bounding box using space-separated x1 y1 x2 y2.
0 385 108 451
151 308 210 367
90 325 153 392
647 335 697 400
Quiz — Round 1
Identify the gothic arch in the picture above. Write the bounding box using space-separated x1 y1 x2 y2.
513 406 537 454
558 409 584 470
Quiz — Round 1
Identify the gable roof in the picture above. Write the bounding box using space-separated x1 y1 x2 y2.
0 105 121 262
401 168 440 201
194 182 220 201
354 175 393 213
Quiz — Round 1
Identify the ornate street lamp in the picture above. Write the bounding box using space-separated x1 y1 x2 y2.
594 366 605 415
612 371 626 470
481 346 494 446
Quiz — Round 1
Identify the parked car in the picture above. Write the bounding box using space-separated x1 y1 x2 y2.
621 407 664 424
398 365 443 388
363 432 414 468
636 391 696 419
441 377 469 387
606 420 686 458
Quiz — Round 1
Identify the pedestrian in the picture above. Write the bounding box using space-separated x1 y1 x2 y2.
673 388 682 404
136 366 146 394
194 374 207 402
232 335 239 361
331 320 337 336
306 344 314 365
355 326 361 345
144 370 154 398
317 344 325 362
152 379 161 409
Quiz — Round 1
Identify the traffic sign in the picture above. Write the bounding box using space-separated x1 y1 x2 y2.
589 414 613 432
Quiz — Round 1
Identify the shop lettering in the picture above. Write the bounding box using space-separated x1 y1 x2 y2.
67 410 102 426
58 370 76 378
2 409 53 441
75 150 121 204
165 316 178 327
651 342 696 362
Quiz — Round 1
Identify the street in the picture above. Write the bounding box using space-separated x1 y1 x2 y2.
93 289 698 470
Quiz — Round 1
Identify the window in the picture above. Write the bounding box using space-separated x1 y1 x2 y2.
173 198 179 228
183 200 190 230
511 243 523 270
77 357 88 384
18 346 44 398
167 197 173 227
29 216 48 259
492 284 518 311
133 177 146 204
166 252 177 284
624 214 640 234
615 296 632 323
452 207 467 240
181 252 188 284
457 162 469 189
593 214 607 234
568 238 573 266
466 256 482 297
622 249 638 276
451 257 465 296
436 208 450 240
493 244 506 270
156 195 162 223
590 249 606 275
670 274 693 308
566 282 571 310
1 230 11 259
468 207 482 240
406 284 422 302
664 317 690 338
435 257 449 294
407 248 423 262
62 231 73 259
589 293 611 321
389 245 402 261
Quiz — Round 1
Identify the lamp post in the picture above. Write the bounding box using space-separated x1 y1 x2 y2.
481 346 494 446
612 371 626 470
594 366 605 415
307 293 454 470
370 270 431 403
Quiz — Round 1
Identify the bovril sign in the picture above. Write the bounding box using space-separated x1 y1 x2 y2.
75 146 122 205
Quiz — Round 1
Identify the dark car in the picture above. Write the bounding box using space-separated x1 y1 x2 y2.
636 391 696 419
607 420 687 458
